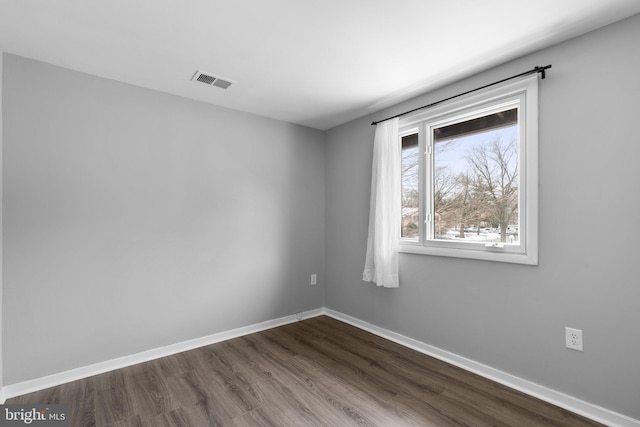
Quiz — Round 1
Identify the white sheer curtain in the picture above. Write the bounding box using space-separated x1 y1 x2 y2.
362 118 400 288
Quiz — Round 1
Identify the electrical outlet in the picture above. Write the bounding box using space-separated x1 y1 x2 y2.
565 327 583 351
310 274 317 286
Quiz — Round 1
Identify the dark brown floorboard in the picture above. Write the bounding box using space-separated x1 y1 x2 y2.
7 316 604 427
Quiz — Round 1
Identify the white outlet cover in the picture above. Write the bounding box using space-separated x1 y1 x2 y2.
565 327 583 351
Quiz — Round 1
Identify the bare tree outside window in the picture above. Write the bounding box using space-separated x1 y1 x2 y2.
433 109 519 244
464 136 518 242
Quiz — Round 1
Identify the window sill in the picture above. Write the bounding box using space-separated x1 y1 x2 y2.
399 244 538 265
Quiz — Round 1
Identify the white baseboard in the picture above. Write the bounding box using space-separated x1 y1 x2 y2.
0 309 324 403
323 308 639 427
2 307 638 427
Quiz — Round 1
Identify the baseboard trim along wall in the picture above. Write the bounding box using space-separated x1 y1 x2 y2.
322 309 640 427
1 307 638 426
0 309 325 404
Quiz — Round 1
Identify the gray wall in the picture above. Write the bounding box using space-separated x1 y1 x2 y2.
2 54 325 384
325 14 640 420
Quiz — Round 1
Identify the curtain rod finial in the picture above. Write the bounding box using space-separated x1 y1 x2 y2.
536 64 552 79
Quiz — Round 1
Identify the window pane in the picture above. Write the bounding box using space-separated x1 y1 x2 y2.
432 108 519 245
401 133 419 239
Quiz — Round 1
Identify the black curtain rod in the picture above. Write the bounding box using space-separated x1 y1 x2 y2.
371 64 551 126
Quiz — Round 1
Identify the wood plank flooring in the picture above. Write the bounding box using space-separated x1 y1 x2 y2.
8 316 604 426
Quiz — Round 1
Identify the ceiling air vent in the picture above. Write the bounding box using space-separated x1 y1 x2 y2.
191 70 234 89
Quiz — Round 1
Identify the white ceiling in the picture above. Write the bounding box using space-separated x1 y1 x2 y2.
1 1 639 130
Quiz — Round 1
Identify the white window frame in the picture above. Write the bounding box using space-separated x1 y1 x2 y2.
399 76 538 265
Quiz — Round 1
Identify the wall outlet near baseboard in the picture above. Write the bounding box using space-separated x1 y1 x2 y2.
565 327 583 351
310 274 317 286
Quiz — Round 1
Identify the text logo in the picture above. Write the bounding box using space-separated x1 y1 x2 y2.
0 405 68 426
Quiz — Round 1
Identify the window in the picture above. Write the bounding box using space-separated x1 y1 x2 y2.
400 76 538 264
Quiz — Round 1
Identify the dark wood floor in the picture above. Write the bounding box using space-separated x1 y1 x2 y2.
8 316 604 427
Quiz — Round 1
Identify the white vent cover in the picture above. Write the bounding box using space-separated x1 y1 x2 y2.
191 70 234 89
